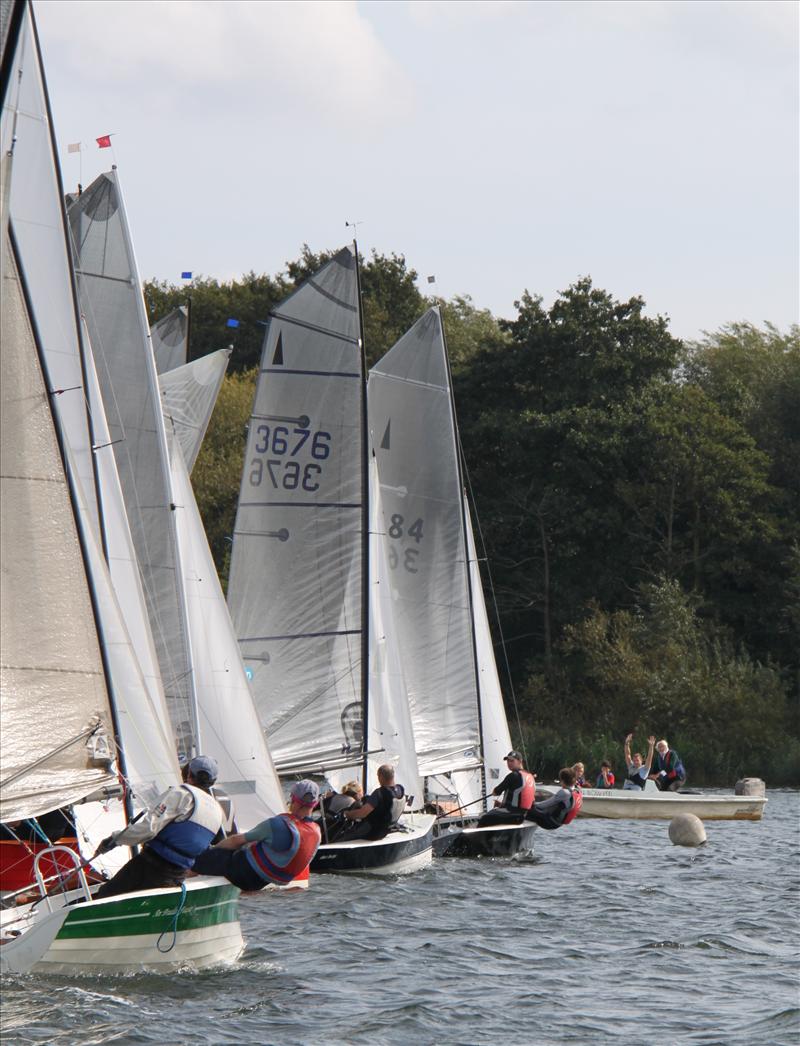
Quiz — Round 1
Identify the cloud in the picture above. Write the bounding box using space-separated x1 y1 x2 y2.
37 0 415 131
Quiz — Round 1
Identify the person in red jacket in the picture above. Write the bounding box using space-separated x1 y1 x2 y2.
192 779 321 889
477 751 535 826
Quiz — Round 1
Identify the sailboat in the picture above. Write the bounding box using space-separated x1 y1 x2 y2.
227 246 435 874
368 307 536 857
0 0 243 973
67 169 286 828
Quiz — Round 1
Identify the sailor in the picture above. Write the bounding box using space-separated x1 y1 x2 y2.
191 779 322 889
525 767 582 829
93 755 223 899
623 734 656 790
477 751 536 827
649 740 687 791
333 764 405 842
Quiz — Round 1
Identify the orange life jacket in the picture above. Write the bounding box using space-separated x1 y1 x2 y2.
246 814 321 884
563 788 583 825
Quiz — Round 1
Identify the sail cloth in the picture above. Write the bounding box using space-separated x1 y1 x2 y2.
160 348 230 472
362 458 423 802
82 336 181 807
152 304 188 374
227 247 366 774
1 2 100 536
0 230 117 823
170 436 284 820
68 170 197 760
368 307 482 779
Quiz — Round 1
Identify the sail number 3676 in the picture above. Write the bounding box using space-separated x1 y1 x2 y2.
249 424 331 491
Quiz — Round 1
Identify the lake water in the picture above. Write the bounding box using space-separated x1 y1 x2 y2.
2 790 798 1046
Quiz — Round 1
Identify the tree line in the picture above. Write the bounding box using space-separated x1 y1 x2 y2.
145 250 800 785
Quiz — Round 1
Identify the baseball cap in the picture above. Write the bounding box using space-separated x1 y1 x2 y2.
505 750 522 760
290 779 320 807
188 755 219 782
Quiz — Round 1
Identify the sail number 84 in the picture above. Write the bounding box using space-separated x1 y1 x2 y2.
387 513 424 573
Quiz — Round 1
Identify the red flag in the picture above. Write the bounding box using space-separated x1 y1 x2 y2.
96 134 112 148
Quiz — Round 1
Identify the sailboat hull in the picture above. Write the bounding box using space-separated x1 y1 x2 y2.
311 815 435 875
434 820 537 858
0 877 242 975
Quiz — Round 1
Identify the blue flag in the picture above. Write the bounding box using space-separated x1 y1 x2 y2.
181 271 192 279
226 318 240 329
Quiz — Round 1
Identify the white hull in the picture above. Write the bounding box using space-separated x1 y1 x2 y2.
537 784 766 821
0 876 243 975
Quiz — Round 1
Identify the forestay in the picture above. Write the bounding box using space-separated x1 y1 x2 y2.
68 171 197 759
152 304 188 374
228 247 365 774
0 230 117 823
160 348 230 472
369 307 481 779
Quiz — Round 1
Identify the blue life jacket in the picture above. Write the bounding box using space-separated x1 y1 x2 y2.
148 785 222 869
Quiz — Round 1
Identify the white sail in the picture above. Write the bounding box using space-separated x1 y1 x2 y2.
363 458 423 803
227 247 365 775
68 170 198 759
368 307 481 779
160 348 230 472
465 496 512 790
82 336 181 806
152 304 188 374
1 2 99 535
0 229 116 822
170 435 284 821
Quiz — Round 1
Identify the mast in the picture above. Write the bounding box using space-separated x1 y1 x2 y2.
440 309 488 807
354 238 370 794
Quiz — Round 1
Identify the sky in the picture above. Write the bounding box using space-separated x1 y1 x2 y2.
36 0 799 342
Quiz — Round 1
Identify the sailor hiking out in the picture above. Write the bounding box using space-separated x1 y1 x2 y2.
525 767 583 830
93 755 223 898
192 779 322 889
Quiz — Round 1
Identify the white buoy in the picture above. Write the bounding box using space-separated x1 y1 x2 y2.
735 777 766 797
669 813 707 847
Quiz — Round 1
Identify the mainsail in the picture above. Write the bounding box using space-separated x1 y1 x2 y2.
368 308 481 781
68 171 198 758
0 219 116 823
227 247 366 774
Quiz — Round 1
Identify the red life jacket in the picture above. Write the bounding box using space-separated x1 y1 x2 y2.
518 770 536 810
562 788 583 825
247 814 321 885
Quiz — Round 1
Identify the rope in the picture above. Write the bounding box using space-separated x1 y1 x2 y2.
156 880 187 953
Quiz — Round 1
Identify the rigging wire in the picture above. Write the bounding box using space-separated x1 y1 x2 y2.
457 442 529 768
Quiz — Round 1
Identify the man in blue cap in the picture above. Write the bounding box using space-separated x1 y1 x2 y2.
93 755 223 898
